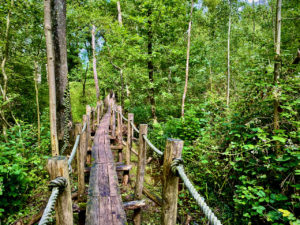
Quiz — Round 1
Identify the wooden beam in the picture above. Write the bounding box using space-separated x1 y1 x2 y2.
161 138 183 225
47 156 73 225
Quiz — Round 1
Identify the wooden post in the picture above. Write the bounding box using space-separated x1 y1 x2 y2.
124 113 133 185
161 138 183 225
47 156 73 225
73 123 81 173
86 105 92 165
117 106 123 162
133 124 147 225
91 107 96 132
97 101 101 125
77 115 87 202
100 100 104 118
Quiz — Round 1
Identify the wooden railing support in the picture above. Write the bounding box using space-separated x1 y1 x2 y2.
133 124 148 225
117 105 123 162
124 113 134 185
47 156 73 225
161 138 183 225
86 105 92 165
97 101 101 125
78 116 87 202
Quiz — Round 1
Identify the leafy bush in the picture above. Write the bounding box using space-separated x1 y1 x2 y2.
0 119 50 223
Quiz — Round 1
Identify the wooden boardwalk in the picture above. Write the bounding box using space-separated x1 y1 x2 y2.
86 106 126 225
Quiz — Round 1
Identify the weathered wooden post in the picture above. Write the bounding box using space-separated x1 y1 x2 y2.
161 139 183 225
73 123 81 173
77 116 87 202
86 105 92 165
133 124 148 225
117 105 123 162
124 113 134 185
91 107 96 132
47 156 73 225
97 101 101 125
110 102 116 138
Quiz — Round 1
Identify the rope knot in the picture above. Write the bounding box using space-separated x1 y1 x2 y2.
171 158 184 176
48 177 67 192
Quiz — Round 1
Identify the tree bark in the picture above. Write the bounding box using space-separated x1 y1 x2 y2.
44 0 59 156
226 0 232 107
82 61 89 98
1 0 14 142
147 8 157 121
181 0 194 117
117 1 123 26
34 61 41 147
52 0 72 148
91 25 100 101
273 0 282 131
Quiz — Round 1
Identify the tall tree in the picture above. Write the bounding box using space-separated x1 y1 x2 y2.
91 25 100 101
0 0 14 141
44 0 59 156
147 7 157 121
33 61 41 147
226 0 232 107
52 0 72 152
181 0 194 117
273 0 282 131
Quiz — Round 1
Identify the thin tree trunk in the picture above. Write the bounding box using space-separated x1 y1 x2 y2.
252 0 255 44
147 8 157 121
1 0 14 142
116 1 125 107
117 1 123 25
52 0 71 148
34 61 41 147
44 0 59 156
273 0 282 131
181 0 194 117
82 61 89 98
226 0 232 107
91 25 100 101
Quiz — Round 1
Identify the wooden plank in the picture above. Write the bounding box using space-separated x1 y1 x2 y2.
100 197 112 224
111 196 126 225
86 106 126 225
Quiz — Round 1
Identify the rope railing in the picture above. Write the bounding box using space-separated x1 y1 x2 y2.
143 135 163 156
171 159 222 225
38 177 67 225
67 121 87 172
131 121 139 134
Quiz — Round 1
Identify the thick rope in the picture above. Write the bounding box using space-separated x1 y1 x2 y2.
81 122 87 133
143 135 163 156
131 121 139 133
171 159 222 225
114 109 128 122
38 177 67 225
68 134 80 173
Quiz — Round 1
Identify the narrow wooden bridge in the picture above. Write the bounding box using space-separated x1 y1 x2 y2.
86 103 126 224
39 93 222 225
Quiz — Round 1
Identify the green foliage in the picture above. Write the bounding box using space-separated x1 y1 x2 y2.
0 118 50 223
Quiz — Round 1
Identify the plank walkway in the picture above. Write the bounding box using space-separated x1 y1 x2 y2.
86 106 126 225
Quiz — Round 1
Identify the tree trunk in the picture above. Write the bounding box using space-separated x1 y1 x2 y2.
44 0 59 156
117 1 123 26
34 61 41 147
226 0 232 107
1 0 14 142
181 0 194 117
147 8 157 121
82 61 89 98
52 0 71 150
116 1 125 108
91 25 100 101
273 0 282 131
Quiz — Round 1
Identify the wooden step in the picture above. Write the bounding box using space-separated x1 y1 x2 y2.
123 200 146 210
